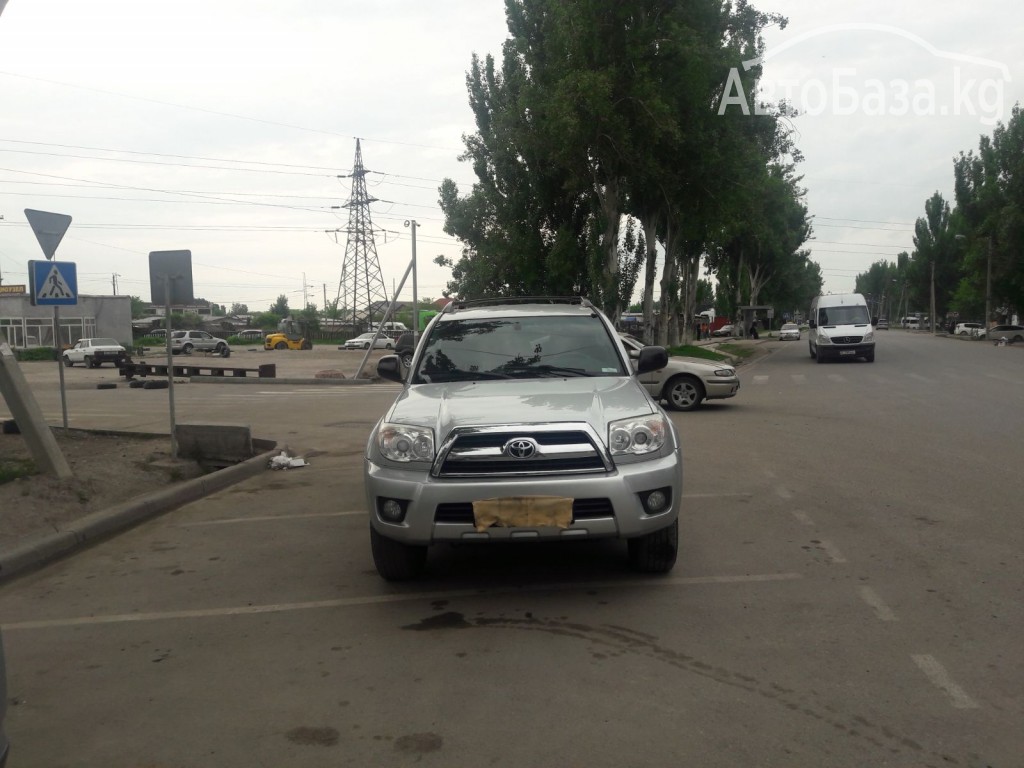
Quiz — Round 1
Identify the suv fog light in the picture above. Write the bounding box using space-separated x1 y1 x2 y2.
378 498 408 523
641 488 670 513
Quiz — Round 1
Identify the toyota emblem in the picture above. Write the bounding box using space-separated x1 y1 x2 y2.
505 438 537 459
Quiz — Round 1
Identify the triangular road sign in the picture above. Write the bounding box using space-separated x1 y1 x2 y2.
24 209 72 259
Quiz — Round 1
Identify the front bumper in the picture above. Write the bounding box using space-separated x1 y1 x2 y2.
366 451 682 544
705 377 740 400
818 343 874 360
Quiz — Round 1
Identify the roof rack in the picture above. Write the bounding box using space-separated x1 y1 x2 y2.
443 296 594 314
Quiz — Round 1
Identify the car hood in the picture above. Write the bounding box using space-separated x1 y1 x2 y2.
385 377 658 441
663 356 735 375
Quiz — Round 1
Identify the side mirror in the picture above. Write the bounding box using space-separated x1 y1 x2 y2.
871 316 878 326
376 354 404 383
636 345 668 374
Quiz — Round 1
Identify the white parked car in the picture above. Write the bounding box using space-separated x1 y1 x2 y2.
954 322 985 337
341 333 395 350
62 338 128 368
619 334 740 411
778 323 801 340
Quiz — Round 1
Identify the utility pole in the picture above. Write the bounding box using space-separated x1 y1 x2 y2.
112 273 120 295
930 259 936 334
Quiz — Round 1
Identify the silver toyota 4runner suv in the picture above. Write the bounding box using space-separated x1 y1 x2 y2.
365 297 683 580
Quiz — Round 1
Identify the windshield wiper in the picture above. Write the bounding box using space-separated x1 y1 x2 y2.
501 364 595 378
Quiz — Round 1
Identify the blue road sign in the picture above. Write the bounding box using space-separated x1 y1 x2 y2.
29 260 78 306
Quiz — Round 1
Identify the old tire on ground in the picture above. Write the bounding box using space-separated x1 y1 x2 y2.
627 519 678 574
142 379 169 390
96 382 117 390
663 375 704 412
275 341 288 350
129 379 146 388
370 527 427 581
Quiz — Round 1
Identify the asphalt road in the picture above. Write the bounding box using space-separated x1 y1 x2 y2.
0 334 1021 767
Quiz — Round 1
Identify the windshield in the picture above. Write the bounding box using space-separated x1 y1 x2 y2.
818 306 870 325
413 316 625 383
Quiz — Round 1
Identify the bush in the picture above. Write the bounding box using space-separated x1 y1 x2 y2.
14 347 58 362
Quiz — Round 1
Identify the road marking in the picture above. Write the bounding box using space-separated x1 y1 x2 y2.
187 510 367 526
791 374 806 384
858 586 898 621
753 375 769 384
790 510 814 526
911 654 980 709
827 374 846 383
818 539 847 563
0 572 804 631
905 372 933 384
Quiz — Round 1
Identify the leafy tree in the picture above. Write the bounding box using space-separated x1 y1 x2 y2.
270 294 290 316
129 295 148 319
230 303 249 315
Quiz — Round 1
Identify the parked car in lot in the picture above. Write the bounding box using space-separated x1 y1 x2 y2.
954 322 985 337
711 324 735 337
987 324 1024 342
234 329 266 342
170 330 229 355
340 332 395 350
366 297 682 580
62 338 127 368
778 323 801 340
619 333 739 411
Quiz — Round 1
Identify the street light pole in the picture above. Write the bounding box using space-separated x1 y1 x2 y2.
930 259 936 335
985 235 992 331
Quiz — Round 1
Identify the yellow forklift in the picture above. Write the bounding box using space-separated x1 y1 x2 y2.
263 318 313 350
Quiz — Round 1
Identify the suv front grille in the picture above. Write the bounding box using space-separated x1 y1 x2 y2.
435 425 610 477
435 498 614 524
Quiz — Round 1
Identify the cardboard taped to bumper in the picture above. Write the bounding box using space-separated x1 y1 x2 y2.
472 496 573 532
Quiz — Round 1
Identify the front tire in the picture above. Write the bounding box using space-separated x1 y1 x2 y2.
628 519 678 574
275 341 287 350
808 341 816 359
370 527 427 581
663 375 705 411
864 349 875 362
401 353 413 368
63 356 73 367
84 355 95 368
363 342 371 350
182 343 194 355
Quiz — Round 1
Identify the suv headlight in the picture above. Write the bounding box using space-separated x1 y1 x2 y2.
608 415 668 457
377 423 434 463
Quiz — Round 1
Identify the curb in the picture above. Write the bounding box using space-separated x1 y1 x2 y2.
0 440 279 584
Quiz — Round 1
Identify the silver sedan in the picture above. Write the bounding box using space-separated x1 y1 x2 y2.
779 323 802 340
619 334 740 411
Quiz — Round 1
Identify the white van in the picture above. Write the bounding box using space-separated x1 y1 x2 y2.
808 293 876 363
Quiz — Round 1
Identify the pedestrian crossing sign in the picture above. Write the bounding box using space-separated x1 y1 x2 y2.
29 260 78 306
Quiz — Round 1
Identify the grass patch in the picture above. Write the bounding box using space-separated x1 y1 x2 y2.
715 343 756 359
0 457 37 485
667 344 733 362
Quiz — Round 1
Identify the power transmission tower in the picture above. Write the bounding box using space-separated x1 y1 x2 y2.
334 139 388 330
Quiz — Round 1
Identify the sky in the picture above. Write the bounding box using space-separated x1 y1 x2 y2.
0 0 1021 313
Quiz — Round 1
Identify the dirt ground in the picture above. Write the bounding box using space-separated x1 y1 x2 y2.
0 429 204 549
